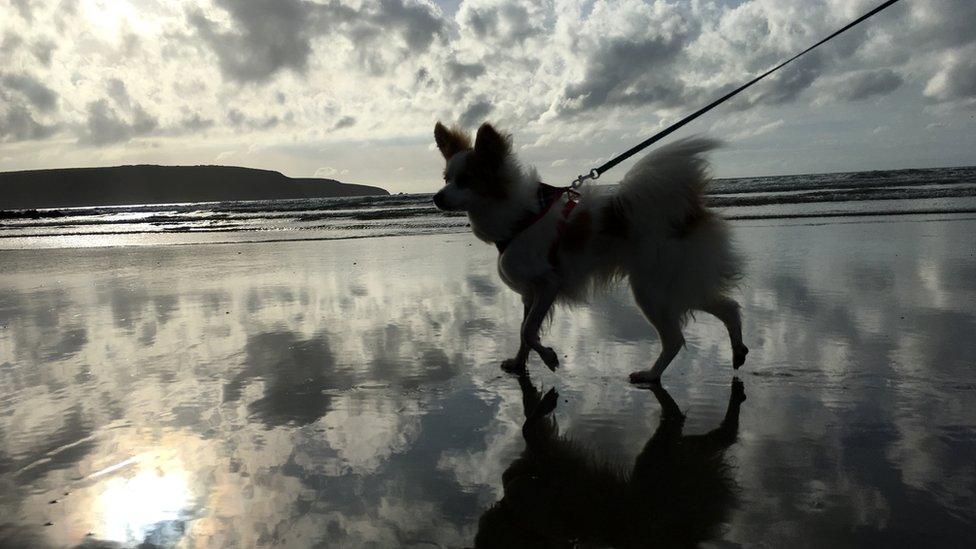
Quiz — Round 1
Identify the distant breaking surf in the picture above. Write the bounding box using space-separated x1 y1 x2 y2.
1 166 974 249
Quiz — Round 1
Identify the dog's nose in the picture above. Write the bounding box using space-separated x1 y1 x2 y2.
433 190 446 210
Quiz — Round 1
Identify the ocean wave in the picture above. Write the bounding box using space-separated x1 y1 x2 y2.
1 166 973 247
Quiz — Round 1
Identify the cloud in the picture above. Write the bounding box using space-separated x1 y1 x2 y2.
177 113 215 132
0 103 58 142
1 32 23 55
836 68 903 101
0 68 60 144
339 0 446 75
1 0 975 182
187 0 316 84
445 60 486 80
226 108 284 130
371 0 445 52
752 51 825 106
187 0 446 83
330 116 356 131
459 0 537 44
458 99 492 127
31 39 56 65
11 0 33 21
924 45 976 102
907 0 976 50
728 118 785 140
559 35 691 114
106 78 131 110
0 72 59 112
553 1 701 116
80 99 158 146
314 166 349 178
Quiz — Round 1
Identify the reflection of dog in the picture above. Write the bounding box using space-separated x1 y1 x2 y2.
432 123 747 383
474 376 746 548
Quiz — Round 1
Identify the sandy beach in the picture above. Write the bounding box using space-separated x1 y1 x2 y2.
1 215 975 547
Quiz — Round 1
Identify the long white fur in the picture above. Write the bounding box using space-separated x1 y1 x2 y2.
493 138 740 308
437 131 747 381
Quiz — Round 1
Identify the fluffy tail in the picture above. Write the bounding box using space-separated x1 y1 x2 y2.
615 137 721 237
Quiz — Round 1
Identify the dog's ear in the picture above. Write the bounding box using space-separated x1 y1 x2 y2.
434 122 470 160
474 123 511 168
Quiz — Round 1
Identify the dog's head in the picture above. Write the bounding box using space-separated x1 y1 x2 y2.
432 122 513 212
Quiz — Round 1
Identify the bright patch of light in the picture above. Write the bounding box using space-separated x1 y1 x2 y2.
96 456 193 544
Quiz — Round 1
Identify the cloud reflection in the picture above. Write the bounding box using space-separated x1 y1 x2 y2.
0 219 974 546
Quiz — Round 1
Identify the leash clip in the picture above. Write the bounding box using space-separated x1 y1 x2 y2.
571 169 600 189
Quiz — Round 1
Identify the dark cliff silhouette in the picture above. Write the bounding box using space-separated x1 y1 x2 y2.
475 376 746 548
0 165 388 209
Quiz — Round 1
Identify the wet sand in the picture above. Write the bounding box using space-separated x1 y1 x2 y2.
1 215 975 547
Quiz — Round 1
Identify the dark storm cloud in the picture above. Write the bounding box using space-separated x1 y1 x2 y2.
0 32 23 55
458 99 492 128
837 69 903 101
106 78 131 110
188 0 316 84
340 0 446 75
559 33 692 114
461 1 536 43
31 39 56 66
445 60 485 80
178 113 215 132
910 0 976 50
0 78 56 141
933 56 976 101
226 108 282 130
754 51 825 106
371 0 445 52
80 99 158 146
11 0 33 21
0 103 58 142
331 116 356 130
188 0 446 84
0 72 58 112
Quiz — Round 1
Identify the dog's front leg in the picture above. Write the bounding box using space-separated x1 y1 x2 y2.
520 283 560 371
501 298 533 373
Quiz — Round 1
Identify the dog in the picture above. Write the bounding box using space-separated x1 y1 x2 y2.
432 122 747 383
474 375 745 547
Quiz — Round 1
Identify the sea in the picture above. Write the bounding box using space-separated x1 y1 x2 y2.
2 165 975 249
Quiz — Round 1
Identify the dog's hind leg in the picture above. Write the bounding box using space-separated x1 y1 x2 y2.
699 297 748 369
629 288 684 384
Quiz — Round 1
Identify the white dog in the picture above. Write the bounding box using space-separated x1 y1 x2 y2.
432 122 747 383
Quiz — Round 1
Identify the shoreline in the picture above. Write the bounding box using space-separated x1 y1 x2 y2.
2 209 976 251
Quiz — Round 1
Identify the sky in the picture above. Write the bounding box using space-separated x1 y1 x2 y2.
1 0 974 193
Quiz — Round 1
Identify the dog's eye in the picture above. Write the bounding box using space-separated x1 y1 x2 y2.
455 173 470 188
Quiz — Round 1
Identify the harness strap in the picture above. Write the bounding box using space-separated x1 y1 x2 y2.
494 183 579 264
548 191 579 266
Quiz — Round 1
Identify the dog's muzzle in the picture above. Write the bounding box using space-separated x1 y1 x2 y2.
432 190 447 210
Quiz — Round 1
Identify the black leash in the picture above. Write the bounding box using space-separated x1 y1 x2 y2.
571 0 904 188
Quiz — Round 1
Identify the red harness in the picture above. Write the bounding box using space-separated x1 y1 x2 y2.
495 183 580 267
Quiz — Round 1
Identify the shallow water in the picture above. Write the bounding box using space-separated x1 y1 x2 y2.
1 216 975 547
2 165 975 250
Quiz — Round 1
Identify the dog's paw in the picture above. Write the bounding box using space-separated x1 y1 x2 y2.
629 370 661 385
530 388 559 419
538 347 559 371
730 378 747 404
732 344 749 369
501 358 527 374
